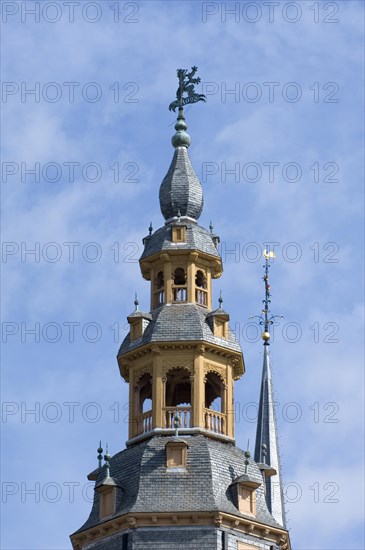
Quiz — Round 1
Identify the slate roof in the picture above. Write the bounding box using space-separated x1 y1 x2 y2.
159 146 203 221
73 435 282 536
118 303 241 357
140 222 220 261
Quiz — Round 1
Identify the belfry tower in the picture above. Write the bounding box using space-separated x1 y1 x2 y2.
70 68 291 550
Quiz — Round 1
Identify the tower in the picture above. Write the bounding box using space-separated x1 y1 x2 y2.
70 68 291 550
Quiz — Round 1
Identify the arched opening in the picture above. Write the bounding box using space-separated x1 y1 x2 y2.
134 373 152 435
153 270 164 308
172 267 187 302
164 368 191 428
195 269 207 306
205 372 225 434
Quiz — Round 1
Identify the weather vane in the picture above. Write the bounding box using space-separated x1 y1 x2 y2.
169 66 206 112
249 250 283 345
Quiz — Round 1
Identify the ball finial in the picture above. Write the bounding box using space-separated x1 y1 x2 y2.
172 114 191 148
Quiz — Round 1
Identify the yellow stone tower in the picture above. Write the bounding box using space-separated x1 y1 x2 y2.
70 68 291 550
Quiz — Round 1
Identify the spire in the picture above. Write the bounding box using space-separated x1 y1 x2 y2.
253 250 286 527
159 67 206 223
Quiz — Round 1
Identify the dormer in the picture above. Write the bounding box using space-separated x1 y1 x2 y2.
127 309 152 342
207 304 229 339
171 224 186 243
95 456 122 520
165 438 189 470
231 473 261 516
96 477 117 519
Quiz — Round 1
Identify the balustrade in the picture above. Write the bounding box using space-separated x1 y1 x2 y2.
204 408 225 434
164 406 191 429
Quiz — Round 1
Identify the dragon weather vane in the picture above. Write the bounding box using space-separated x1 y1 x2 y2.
169 66 206 112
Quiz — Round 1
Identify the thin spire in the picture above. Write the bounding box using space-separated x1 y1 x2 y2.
134 293 139 312
254 250 286 528
218 291 223 309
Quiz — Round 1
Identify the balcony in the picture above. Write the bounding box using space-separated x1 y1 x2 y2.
172 286 187 302
135 410 152 436
164 406 191 429
204 408 225 434
196 288 207 306
132 406 228 439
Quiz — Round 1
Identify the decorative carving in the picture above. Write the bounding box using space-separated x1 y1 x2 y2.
151 344 160 355
279 535 288 549
133 365 153 384
162 361 193 377
214 514 223 527
127 517 137 528
204 362 227 383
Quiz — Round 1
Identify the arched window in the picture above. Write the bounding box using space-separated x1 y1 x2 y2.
164 368 191 428
156 271 164 288
134 373 152 435
204 372 225 434
172 268 187 302
153 270 164 308
195 269 207 306
195 270 207 288
174 268 186 285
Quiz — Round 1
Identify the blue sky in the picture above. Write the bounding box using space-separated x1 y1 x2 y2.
1 1 364 548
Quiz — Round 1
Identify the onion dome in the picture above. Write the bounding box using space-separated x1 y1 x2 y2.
159 111 203 222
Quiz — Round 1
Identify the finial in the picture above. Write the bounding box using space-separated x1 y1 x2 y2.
261 443 267 464
249 250 283 346
104 444 111 477
244 440 251 474
209 220 214 234
97 441 103 468
148 221 153 235
134 293 139 311
169 67 206 148
174 412 180 437
218 291 223 309
177 207 181 222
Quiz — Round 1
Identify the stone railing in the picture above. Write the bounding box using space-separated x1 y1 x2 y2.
135 410 153 435
196 288 207 306
204 408 225 434
164 406 191 429
172 286 187 302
